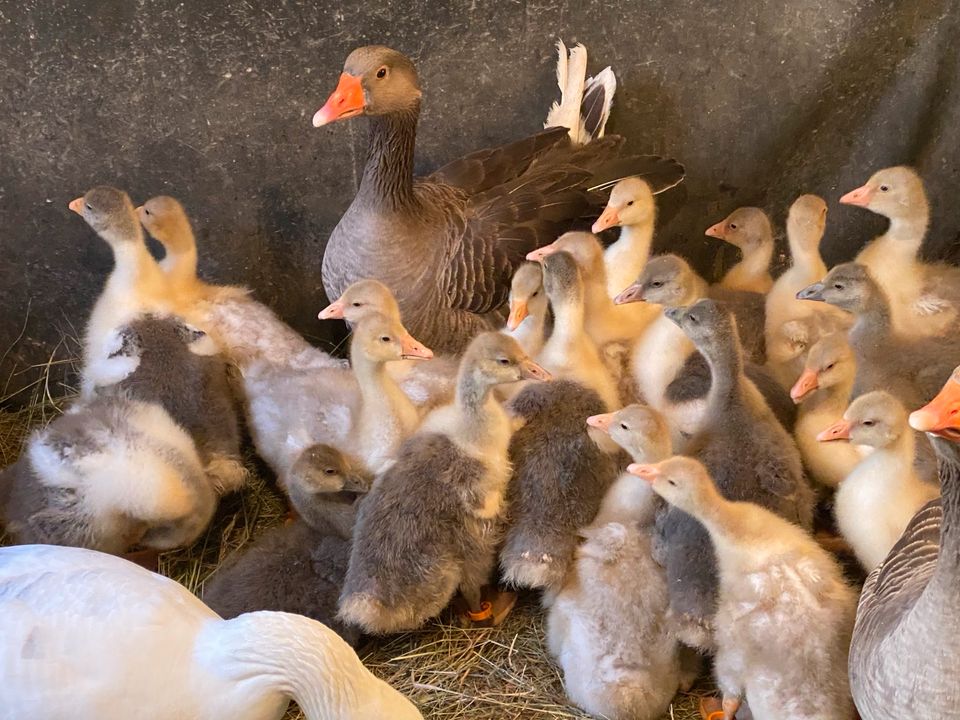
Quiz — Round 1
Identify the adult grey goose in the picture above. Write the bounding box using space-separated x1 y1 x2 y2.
849 367 960 719
312 45 685 354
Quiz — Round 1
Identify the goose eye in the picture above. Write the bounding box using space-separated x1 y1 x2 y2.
85 203 94 212
619 422 628 430
667 479 677 487
497 357 510 365
879 185 889 192
824 363 835 371
143 208 151 215
627 200 635 206
833 283 844 290
376 67 388 79
687 315 700 325
728 223 738 230
531 290 539 297
863 420 875 427
652 280 663 288
352 301 362 307
324 468 337 475
380 336 391 343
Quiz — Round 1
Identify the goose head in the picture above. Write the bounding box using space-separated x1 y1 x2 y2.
839 166 926 219
288 443 370 501
628 455 717 517
69 185 142 248
319 279 402 322
790 331 853 403
796 263 877 314
313 46 421 127
615 253 693 306
786 194 828 251
705 207 773 254
817 391 908 448
910 366 960 442
592 177 655 233
507 262 547 331
460 332 551 389
541 249 585 314
350 312 433 363
664 298 736 357
526 231 605 279
587 403 671 462
137 196 194 254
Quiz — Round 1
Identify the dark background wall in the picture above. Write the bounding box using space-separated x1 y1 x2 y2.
2 0 958 403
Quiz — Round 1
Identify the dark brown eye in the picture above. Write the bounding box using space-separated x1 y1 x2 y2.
879 185 889 192
729 223 738 230
668 479 677 487
619 422 628 430
824 363 835 371
85 203 94 212
497 357 510 365
833 283 844 290
376 67 387 79
380 336 391 343
531 290 539 297
627 200 634 206
143 208 151 215
352 301 361 307
863 420 875 427
324 468 337 475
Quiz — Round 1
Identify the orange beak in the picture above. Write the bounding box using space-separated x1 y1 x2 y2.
909 374 960 440
627 462 659 482
614 282 644 305
839 184 874 207
520 358 552 381
586 412 614 432
313 73 365 127
591 206 621 233
318 299 346 320
400 333 434 360
790 369 820 404
507 299 529 331
526 242 559 263
68 197 85 215
705 220 726 239
817 419 852 443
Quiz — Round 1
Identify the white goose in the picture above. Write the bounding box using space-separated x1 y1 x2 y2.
0 544 423 720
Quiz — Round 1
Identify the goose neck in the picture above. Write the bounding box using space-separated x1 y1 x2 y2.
356 105 420 211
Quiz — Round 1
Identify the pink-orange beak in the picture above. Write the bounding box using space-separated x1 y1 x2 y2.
507 299 528 331
68 197 85 215
817 419 852 443
318 299 345 320
586 412 614 432
705 220 726 239
400 333 433 360
520 358 551 381
909 374 960 440
592 206 621 233
313 73 365 127
790 369 820 404
627 462 659 482
614 282 643 305
839 184 874 207
526 242 559 263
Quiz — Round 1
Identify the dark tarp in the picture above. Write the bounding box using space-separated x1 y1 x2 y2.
1 0 958 402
